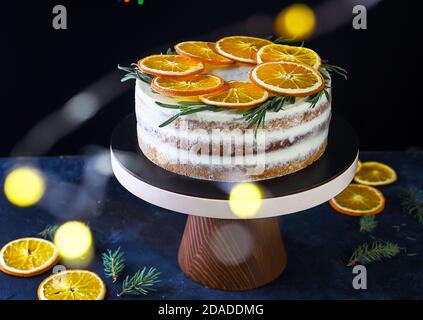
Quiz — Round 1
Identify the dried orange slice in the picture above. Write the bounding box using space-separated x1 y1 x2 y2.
354 162 397 186
151 74 225 97
175 41 234 65
138 55 204 77
215 36 272 64
199 81 269 108
0 238 59 277
257 44 321 69
250 61 325 96
329 184 385 216
38 270 106 300
357 160 362 173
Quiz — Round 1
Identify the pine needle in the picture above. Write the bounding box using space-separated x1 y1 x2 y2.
38 225 59 241
347 241 401 266
102 247 126 283
400 187 423 225
359 215 378 233
118 267 160 297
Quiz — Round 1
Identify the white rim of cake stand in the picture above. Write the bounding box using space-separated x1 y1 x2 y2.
111 150 358 219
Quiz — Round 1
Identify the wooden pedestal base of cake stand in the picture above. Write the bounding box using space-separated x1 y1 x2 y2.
178 216 286 291
110 114 359 291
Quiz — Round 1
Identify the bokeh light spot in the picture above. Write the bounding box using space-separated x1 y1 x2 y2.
4 167 45 207
229 183 263 218
54 221 94 267
274 3 316 40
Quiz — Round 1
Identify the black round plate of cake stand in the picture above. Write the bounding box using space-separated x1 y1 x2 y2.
110 113 359 291
111 113 358 218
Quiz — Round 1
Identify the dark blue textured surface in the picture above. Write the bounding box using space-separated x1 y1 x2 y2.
0 152 422 300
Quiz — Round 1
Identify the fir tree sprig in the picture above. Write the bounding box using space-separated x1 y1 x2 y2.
400 187 423 225
118 267 161 297
38 225 59 241
118 64 154 84
359 215 378 233
102 247 126 283
347 240 401 266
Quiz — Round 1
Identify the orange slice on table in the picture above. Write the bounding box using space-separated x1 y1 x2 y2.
0 238 59 277
38 270 106 300
329 184 385 216
250 61 325 96
175 41 234 65
199 81 269 108
138 55 204 77
151 74 225 97
215 36 272 64
257 44 321 69
354 162 397 186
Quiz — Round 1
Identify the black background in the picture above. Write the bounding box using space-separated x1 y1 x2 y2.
1 0 421 156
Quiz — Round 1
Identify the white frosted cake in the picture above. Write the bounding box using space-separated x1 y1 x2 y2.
123 36 340 181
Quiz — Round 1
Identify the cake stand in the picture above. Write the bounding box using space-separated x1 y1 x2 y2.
110 114 359 291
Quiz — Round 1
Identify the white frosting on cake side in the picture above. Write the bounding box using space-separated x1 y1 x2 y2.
136 106 331 146
135 64 331 174
137 123 329 167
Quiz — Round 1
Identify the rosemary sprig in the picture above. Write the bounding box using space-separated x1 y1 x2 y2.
243 95 296 131
400 187 423 225
148 54 347 129
271 36 304 46
102 247 126 283
307 90 327 109
359 215 378 233
321 61 348 80
347 240 401 266
155 101 227 127
165 47 177 55
306 62 347 108
38 225 59 241
118 63 154 84
155 95 297 133
118 267 161 297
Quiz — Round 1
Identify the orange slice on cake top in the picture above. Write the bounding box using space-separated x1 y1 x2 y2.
257 44 321 69
199 81 269 108
138 55 204 77
250 61 325 96
151 74 225 97
175 41 234 65
215 36 272 64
